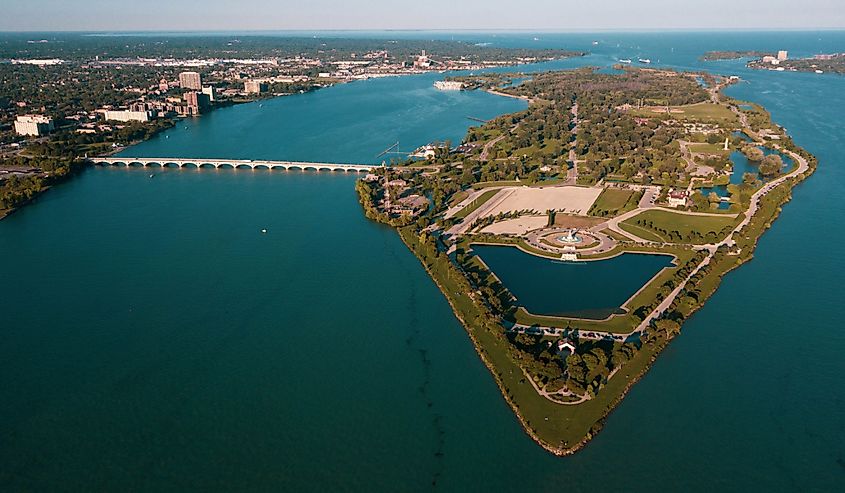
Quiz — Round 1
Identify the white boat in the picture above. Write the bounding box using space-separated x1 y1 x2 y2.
619 59 632 64
261 229 267 234
638 58 652 64
815 69 824 74
149 173 155 178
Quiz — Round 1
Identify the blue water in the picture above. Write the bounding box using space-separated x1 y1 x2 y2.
2 31 845 491
701 146 796 206
474 246 673 319
123 73 526 163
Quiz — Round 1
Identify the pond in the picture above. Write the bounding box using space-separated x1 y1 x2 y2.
472 245 675 320
699 146 793 207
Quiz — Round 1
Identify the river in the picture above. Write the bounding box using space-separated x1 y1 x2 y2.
1 31 843 491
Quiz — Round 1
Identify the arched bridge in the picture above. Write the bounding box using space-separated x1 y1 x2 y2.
89 157 376 173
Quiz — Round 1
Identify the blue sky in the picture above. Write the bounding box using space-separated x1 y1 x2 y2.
3 0 844 31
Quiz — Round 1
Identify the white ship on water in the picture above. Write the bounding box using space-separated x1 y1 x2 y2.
619 59 633 64
638 58 652 64
434 80 464 91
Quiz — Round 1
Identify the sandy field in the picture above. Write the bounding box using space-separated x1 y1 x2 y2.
480 215 549 235
480 186 602 218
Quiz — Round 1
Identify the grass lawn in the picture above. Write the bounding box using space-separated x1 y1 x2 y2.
453 189 498 220
687 142 730 155
621 209 741 244
634 102 739 126
589 188 640 217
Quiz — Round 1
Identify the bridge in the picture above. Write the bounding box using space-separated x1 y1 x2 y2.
89 157 376 173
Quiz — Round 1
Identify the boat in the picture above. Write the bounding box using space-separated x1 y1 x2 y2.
149 173 155 178
592 41 599 45
261 229 267 234
815 69 824 74
638 58 652 64
619 59 632 64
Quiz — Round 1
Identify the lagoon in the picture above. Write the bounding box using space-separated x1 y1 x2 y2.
473 245 674 319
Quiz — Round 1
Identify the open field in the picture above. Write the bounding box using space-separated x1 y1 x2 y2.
480 215 549 235
552 213 606 229
634 102 739 125
588 188 640 217
480 186 602 218
687 142 729 155
621 209 740 244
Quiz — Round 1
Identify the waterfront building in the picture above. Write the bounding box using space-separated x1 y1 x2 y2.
777 50 789 61
102 109 154 123
184 91 211 115
179 71 202 90
244 80 268 94
14 115 54 136
201 85 217 102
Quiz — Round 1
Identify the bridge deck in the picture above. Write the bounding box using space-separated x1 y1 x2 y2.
90 157 376 172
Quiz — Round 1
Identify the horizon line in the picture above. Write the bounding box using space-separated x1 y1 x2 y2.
2 27 845 34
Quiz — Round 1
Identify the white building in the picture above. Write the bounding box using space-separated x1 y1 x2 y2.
201 85 217 102
11 58 64 66
14 115 54 136
102 110 154 123
668 190 688 208
777 50 788 61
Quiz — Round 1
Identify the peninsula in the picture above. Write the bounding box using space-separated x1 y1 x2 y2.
357 67 816 454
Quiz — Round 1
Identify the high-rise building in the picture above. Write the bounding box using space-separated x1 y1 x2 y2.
777 50 789 61
184 91 211 114
244 80 268 94
179 71 202 90
14 115 54 136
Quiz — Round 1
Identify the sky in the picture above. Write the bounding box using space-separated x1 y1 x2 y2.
2 0 844 31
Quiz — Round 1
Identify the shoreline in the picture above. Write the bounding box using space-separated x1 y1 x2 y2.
394 145 814 454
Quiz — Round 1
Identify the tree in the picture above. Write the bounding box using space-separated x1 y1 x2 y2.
759 154 783 176
742 145 765 162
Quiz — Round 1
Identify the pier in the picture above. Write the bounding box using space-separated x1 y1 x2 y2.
89 157 376 173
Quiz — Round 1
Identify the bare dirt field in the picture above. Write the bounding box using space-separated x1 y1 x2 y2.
480 186 602 218
480 215 549 235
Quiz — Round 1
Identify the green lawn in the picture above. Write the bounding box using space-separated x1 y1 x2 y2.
589 188 639 217
633 102 739 126
621 209 741 244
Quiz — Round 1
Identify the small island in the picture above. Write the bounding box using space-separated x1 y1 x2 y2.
357 67 816 454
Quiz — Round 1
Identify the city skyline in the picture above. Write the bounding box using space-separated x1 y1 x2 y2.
2 0 844 31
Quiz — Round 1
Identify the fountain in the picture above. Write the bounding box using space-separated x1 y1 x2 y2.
558 228 582 244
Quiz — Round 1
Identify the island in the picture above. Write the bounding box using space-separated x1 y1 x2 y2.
357 66 816 454
703 50 845 74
